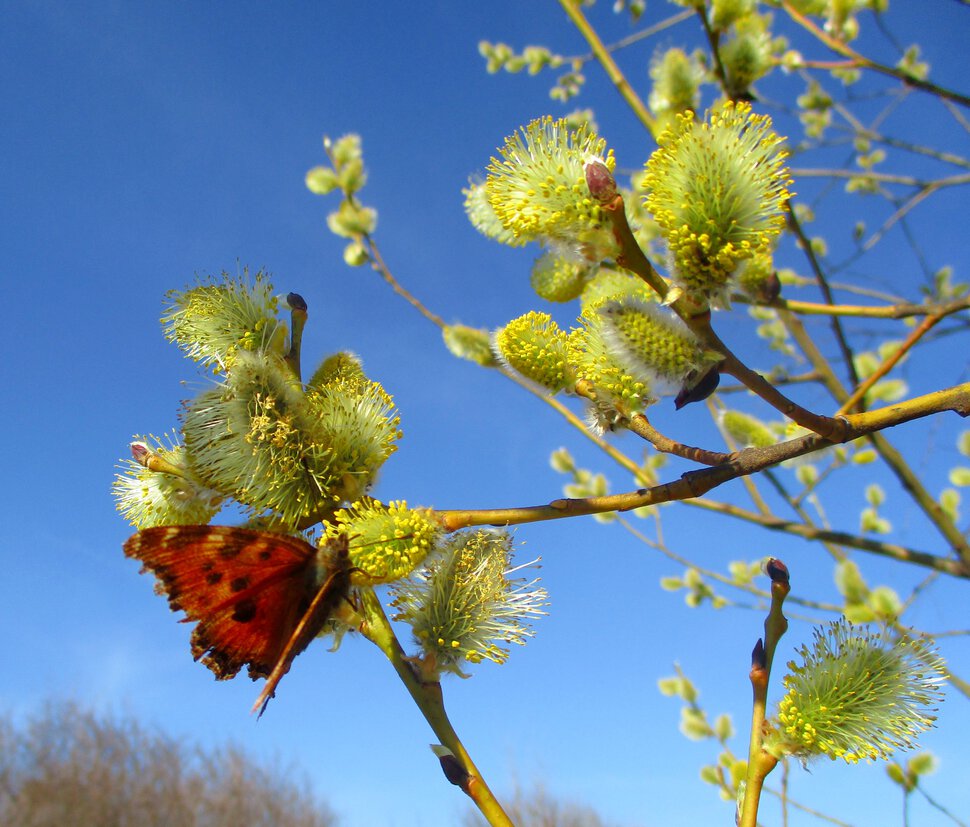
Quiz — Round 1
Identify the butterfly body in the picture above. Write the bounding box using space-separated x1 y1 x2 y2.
123 526 352 712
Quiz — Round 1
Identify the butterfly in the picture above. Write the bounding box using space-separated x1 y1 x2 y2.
123 525 354 715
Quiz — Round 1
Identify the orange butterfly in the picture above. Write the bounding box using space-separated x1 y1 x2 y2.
123 526 353 715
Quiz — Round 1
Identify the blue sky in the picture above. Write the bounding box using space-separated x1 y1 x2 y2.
3 3 969 825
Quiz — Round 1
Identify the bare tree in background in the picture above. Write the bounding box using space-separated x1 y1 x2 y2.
0 701 336 827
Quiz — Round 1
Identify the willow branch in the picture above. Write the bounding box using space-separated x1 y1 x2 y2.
564 8 693 64
777 0 970 108
557 0 657 134
687 498 952 571
759 294 970 320
776 310 970 562
621 518 843 614
573 378 733 465
357 589 513 826
346 203 970 573
785 205 861 394
739 569 789 827
363 235 447 329
601 194 850 440
526 379 947 572
836 311 944 415
437 382 970 575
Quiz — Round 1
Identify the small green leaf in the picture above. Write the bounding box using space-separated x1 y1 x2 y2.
844 603 877 623
866 379 907 403
958 430 970 457
853 351 878 379
728 560 755 585
835 559 868 602
939 488 960 523
549 448 574 473
949 467 970 487
908 752 938 776
852 448 878 464
886 763 906 786
796 464 818 486
680 707 713 740
342 240 369 267
714 713 735 741
860 508 891 534
305 165 339 194
869 585 902 619
865 483 885 507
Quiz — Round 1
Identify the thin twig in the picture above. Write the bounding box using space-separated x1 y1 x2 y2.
557 0 657 134
777 0 970 108
436 381 970 578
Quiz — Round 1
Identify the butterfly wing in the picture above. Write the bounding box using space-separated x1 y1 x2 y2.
124 526 318 681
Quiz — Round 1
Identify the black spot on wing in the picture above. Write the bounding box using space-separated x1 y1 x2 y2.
232 598 257 624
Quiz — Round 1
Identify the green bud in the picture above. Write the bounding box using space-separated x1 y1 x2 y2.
720 410 776 448
549 447 575 474
327 200 377 238
530 251 592 302
343 240 370 267
305 165 339 195
443 324 499 367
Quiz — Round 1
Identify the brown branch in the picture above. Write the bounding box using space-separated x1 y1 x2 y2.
759 295 970 320
785 206 862 396
436 382 970 576
776 309 970 563
601 194 850 440
573 378 734 465
525 380 940 574
778 0 970 108
836 312 944 415
365 235 446 329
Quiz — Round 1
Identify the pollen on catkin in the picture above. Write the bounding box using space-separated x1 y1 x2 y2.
643 101 791 307
325 500 441 584
463 179 527 248
494 312 572 393
390 529 547 675
113 435 222 528
486 116 617 255
765 620 945 765
161 269 282 371
180 351 339 527
596 297 720 393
